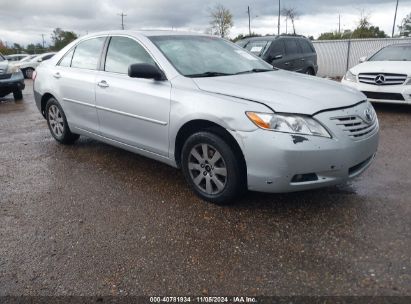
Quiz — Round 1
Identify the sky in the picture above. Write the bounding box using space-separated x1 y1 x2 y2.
0 0 411 46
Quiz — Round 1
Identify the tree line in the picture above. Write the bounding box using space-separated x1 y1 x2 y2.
1 6 411 55
0 28 78 55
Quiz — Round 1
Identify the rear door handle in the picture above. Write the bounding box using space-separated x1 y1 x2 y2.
284 62 290 66
98 80 109 88
301 58 305 61
53 72 61 79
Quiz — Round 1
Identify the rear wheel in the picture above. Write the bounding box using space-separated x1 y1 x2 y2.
306 67 315 76
13 90 23 101
181 131 245 204
46 98 80 145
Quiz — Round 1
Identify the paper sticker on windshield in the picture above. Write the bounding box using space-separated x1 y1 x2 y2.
235 50 258 60
250 46 263 53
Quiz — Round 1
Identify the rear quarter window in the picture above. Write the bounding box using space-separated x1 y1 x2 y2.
299 39 315 53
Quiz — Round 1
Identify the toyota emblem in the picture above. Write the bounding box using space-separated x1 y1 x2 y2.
375 74 386 85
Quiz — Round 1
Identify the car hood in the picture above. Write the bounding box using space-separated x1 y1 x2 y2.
350 61 411 76
192 70 365 115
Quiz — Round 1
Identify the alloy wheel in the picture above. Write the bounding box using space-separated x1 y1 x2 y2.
188 143 228 195
48 105 64 137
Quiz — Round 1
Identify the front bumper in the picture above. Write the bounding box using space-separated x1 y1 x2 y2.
233 103 379 193
341 79 411 104
0 72 25 94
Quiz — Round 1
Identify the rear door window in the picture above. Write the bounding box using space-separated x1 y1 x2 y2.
284 39 301 55
71 37 106 70
59 49 75 67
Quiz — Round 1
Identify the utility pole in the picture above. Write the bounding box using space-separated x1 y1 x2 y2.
247 6 251 36
278 0 281 35
41 34 45 49
118 12 127 30
338 14 341 34
392 0 399 37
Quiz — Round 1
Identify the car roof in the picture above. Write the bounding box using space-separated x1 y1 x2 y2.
85 30 209 38
240 35 309 43
386 43 411 47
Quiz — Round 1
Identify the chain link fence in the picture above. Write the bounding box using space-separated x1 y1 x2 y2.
313 38 411 78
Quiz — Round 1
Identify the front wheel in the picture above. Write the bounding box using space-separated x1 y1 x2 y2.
181 131 245 204
46 98 80 145
13 90 23 101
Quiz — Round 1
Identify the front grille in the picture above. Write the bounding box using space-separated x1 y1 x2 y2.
359 73 407 86
331 109 378 141
362 91 405 101
0 73 12 80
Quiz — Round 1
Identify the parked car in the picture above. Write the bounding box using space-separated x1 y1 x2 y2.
15 52 55 79
0 53 25 100
33 31 379 204
342 43 411 105
5 54 29 62
238 35 318 75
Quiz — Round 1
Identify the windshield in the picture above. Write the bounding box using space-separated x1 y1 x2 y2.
369 45 411 61
149 35 273 77
245 40 272 56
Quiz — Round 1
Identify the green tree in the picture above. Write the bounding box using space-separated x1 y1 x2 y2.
398 13 411 37
209 4 233 38
51 28 78 51
318 30 353 40
351 16 388 38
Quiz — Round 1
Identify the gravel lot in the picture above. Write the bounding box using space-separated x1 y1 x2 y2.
0 80 410 296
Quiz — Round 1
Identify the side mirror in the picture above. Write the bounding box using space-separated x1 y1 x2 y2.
37 58 43 63
128 63 165 81
359 56 367 63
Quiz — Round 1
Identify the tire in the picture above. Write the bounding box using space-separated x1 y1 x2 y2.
181 131 245 205
23 68 34 79
306 67 315 76
13 90 23 101
45 97 80 145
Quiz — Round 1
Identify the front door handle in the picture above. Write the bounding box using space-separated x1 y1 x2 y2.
98 80 109 88
53 72 61 79
284 62 290 66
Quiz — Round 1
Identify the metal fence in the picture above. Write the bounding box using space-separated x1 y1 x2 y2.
312 38 411 78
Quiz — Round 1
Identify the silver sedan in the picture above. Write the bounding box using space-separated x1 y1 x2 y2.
34 31 379 204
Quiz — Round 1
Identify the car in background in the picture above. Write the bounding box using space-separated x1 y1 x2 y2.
342 43 411 105
5 54 29 62
15 52 56 79
238 35 318 75
33 31 378 204
0 53 25 100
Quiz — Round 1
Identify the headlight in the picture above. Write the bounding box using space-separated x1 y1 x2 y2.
344 70 357 82
406 78 411 85
6 65 20 74
246 112 331 138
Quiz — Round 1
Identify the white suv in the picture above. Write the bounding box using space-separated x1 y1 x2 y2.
342 44 411 104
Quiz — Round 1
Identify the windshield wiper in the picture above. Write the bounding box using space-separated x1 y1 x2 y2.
235 68 274 75
186 71 234 78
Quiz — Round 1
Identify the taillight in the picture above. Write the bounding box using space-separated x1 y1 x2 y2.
32 71 37 81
